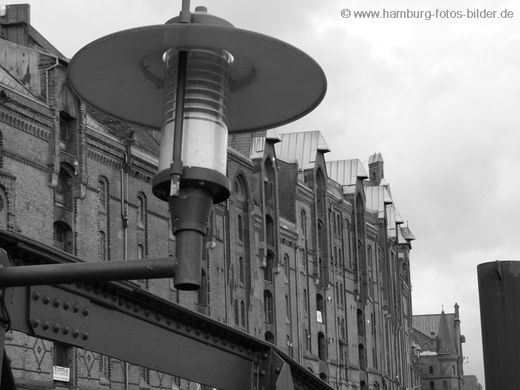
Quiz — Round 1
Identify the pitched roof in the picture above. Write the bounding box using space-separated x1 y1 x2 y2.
275 131 329 170
437 311 457 354
249 129 282 159
326 159 368 186
365 185 393 218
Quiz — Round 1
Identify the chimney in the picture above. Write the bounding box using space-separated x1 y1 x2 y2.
368 153 384 185
0 4 31 46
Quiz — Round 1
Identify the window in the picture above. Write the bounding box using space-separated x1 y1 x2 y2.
264 251 274 282
59 111 75 152
234 300 239 325
54 221 73 253
263 290 273 324
443 380 448 390
137 193 146 228
430 381 435 389
303 289 309 315
318 332 326 360
54 342 71 368
357 309 364 336
305 328 310 352
56 166 73 209
98 178 108 211
358 344 366 370
285 295 290 321
265 331 274 343
98 231 107 261
265 215 274 246
316 294 324 323
239 256 244 284
429 366 434 375
283 254 289 278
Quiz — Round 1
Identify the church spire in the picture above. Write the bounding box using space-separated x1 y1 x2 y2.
437 309 456 355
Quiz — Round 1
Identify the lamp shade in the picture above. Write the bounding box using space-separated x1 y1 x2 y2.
67 10 327 133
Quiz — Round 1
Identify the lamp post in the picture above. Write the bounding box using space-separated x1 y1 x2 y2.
67 3 326 290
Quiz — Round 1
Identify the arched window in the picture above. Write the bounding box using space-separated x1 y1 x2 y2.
55 165 74 209
58 87 78 153
137 193 146 228
300 209 307 238
264 251 274 282
316 294 324 323
263 290 273 324
238 256 244 284
283 254 289 278
98 177 108 211
303 289 309 315
98 231 107 261
318 332 327 361
54 221 73 253
358 344 366 370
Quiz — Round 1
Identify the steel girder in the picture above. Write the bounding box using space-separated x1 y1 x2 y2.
0 230 332 390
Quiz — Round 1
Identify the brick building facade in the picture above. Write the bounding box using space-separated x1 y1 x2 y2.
0 4 419 390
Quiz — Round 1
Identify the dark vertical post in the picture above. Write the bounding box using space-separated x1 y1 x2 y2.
477 260 520 390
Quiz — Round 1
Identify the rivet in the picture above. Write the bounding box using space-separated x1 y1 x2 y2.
32 292 40 301
53 299 61 308
72 329 80 338
82 332 89 340
43 296 50 305
52 323 60 333
42 321 50 331
275 366 281 374
63 327 70 335
73 304 80 313
260 370 266 377
82 307 89 316
63 301 70 310
32 319 40 328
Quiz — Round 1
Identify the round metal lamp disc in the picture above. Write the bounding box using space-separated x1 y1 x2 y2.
68 23 327 133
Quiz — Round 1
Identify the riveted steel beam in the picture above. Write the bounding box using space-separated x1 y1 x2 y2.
0 230 332 390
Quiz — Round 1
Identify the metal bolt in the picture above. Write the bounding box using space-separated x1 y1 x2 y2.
72 329 80 338
73 304 80 313
32 292 40 301
43 296 50 305
82 307 89 316
63 301 70 310
52 323 60 333
53 298 61 308
42 321 50 330
32 319 40 328
82 332 89 340
63 327 70 335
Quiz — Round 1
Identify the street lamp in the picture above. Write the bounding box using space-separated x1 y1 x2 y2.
67 3 326 290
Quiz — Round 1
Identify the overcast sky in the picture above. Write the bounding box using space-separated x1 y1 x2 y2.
13 0 520 387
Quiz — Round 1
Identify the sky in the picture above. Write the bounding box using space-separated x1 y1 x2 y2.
10 0 520 387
